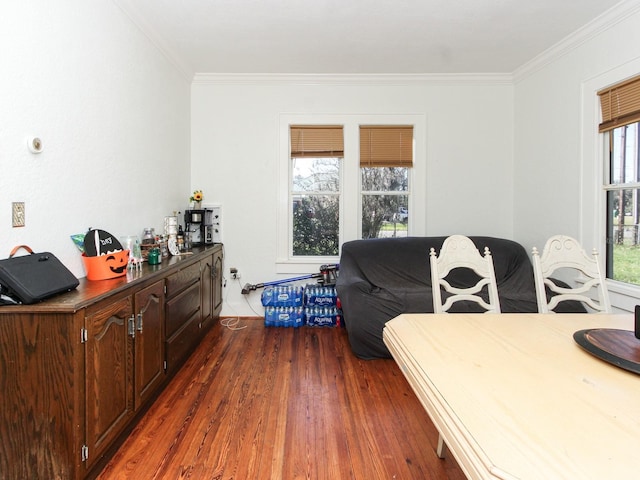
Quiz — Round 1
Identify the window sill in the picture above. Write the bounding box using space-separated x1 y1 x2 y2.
606 279 640 313
276 258 339 275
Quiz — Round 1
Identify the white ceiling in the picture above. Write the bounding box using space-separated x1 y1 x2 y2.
115 0 624 76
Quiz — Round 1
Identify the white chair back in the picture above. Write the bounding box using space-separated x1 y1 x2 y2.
429 235 501 313
531 235 611 313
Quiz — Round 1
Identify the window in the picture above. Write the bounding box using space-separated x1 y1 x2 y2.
603 122 640 285
290 126 343 257
599 75 640 285
360 126 413 239
278 114 425 271
289 125 414 251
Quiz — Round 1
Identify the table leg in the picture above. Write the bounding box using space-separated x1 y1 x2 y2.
436 433 448 459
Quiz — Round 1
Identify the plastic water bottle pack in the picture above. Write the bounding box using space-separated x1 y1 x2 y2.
261 283 341 327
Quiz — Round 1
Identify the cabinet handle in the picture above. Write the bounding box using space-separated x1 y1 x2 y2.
128 315 136 338
136 313 143 333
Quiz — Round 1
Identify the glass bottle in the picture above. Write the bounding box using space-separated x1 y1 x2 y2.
142 227 155 245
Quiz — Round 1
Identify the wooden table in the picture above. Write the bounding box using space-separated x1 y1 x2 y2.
383 313 640 480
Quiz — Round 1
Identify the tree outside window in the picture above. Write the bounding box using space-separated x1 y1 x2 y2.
292 157 340 256
361 167 408 239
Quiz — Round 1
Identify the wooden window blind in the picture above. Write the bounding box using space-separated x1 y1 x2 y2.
359 126 413 167
598 74 640 132
290 125 344 157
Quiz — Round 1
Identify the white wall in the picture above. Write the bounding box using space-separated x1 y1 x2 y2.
513 2 640 310
191 78 514 315
0 1 191 277
514 3 640 250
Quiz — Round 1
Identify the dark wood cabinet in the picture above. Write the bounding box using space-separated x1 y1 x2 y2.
213 248 223 315
0 245 222 480
201 256 213 327
84 279 166 472
200 247 223 332
165 264 201 375
134 280 165 409
0 311 84 480
84 293 135 471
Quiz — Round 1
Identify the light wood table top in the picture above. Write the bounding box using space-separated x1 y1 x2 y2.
383 313 640 480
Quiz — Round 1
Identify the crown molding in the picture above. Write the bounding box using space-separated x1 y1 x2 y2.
513 0 640 83
191 73 513 86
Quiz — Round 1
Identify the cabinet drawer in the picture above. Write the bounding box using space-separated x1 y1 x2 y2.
165 281 201 338
165 311 200 375
165 262 200 298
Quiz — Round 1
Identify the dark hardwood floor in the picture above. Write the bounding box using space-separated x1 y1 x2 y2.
97 319 466 479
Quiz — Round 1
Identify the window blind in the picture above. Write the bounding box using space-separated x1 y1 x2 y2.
598 74 640 132
359 126 413 167
290 125 344 157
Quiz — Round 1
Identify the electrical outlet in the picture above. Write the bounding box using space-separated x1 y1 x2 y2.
230 267 240 280
12 202 25 227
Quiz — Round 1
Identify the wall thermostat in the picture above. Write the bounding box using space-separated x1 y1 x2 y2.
28 137 43 154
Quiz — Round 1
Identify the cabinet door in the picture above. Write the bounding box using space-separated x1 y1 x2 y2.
85 295 134 469
212 248 223 314
0 312 83 480
200 254 213 328
134 279 165 409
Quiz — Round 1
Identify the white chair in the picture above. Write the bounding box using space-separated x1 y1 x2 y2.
429 234 501 459
429 235 501 314
531 235 611 313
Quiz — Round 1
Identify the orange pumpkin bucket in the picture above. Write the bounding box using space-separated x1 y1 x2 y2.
82 250 130 280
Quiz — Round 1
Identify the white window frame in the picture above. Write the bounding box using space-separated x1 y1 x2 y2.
581 61 640 311
277 113 426 273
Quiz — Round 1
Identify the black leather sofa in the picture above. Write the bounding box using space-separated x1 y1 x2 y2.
336 236 575 359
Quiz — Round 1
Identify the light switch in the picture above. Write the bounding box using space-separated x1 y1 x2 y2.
12 202 25 227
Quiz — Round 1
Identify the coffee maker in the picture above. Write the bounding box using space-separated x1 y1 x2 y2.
185 208 204 245
185 208 214 245
203 208 216 244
